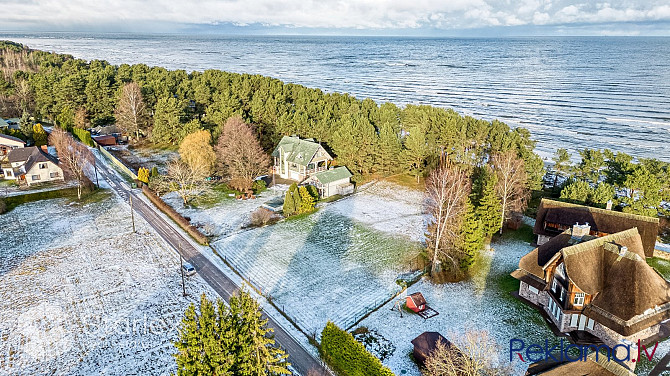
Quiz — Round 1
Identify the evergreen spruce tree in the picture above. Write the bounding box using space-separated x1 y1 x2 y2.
459 199 484 271
476 168 502 238
19 111 32 139
282 184 296 217
401 125 429 183
174 304 204 375
291 186 302 214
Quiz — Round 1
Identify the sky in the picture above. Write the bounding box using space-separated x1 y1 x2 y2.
1 0 669 36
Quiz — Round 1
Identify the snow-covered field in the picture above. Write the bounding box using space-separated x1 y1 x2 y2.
207 181 426 335
0 192 215 375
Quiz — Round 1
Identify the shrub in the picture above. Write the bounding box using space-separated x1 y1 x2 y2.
320 321 394 376
71 127 95 147
137 167 150 184
250 208 279 227
0 198 6 214
252 179 267 194
141 186 209 245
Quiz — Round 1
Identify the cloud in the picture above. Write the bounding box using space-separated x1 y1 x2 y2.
0 0 669 32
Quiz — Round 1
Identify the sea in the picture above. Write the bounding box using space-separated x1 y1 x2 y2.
1 33 669 162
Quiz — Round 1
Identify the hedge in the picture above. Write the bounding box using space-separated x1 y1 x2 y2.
141 186 209 245
71 127 95 147
320 322 394 376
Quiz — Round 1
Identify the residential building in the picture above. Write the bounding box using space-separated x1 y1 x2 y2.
2 146 64 186
0 133 25 156
534 199 659 257
526 352 636 376
271 136 333 181
302 166 353 198
512 224 670 368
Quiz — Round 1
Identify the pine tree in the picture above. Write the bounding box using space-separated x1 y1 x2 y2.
19 111 32 139
476 168 502 238
174 303 204 375
298 186 315 212
374 103 402 175
459 199 484 271
401 125 429 183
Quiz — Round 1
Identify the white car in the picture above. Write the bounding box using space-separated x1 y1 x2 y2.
182 262 196 277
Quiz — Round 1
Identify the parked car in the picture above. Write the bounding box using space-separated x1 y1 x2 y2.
182 262 196 276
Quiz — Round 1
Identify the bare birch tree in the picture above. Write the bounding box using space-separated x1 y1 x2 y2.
425 161 471 274
156 159 210 206
115 82 148 141
492 151 529 234
424 329 512 376
50 128 94 200
216 116 270 192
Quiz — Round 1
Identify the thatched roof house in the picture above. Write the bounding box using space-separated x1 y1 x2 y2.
526 353 636 376
534 199 659 257
513 225 670 345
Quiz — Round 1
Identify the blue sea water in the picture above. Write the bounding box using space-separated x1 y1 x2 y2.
1 33 669 161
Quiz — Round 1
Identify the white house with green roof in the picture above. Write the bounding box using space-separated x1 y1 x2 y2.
271 136 333 181
303 167 354 198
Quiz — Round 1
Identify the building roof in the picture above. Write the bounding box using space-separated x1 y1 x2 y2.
0 118 8 128
411 332 452 365
7 146 59 173
527 353 636 376
312 167 352 185
271 136 331 167
7 146 38 163
0 133 25 145
534 199 659 257
515 227 670 336
408 292 427 306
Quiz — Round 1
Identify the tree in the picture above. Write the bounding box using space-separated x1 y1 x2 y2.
475 167 502 238
331 114 377 178
492 151 528 235
375 103 402 174
74 107 88 129
282 184 297 216
560 180 593 204
591 183 615 207
174 292 290 376
424 329 510 376
56 105 75 130
116 82 149 141
575 149 605 184
216 116 270 192
32 123 47 147
179 130 216 176
459 199 484 272
137 167 150 184
156 159 210 206
402 125 430 183
621 164 662 217
19 110 32 139
152 96 186 145
425 161 471 274
551 148 571 189
49 127 94 199
298 186 315 213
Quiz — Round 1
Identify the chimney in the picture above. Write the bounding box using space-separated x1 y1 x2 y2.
41 145 48 153
572 222 591 238
606 200 613 210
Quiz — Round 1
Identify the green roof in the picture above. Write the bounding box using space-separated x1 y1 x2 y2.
313 167 352 185
0 118 8 127
272 136 329 167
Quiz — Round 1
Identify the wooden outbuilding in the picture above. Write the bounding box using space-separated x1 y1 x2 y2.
406 292 427 313
411 332 452 366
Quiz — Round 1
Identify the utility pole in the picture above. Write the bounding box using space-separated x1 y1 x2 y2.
129 195 135 233
179 248 186 297
93 160 100 188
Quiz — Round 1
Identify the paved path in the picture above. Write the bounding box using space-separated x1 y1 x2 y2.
93 155 330 376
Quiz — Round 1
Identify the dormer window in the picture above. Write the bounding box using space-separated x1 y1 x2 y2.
39 163 47 169
556 263 566 279
574 292 585 306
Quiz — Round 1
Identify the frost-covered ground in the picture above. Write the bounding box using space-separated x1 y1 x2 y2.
106 145 178 174
0 193 215 375
208 181 426 335
163 184 289 238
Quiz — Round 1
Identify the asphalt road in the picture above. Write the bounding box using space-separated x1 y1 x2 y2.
93 155 329 376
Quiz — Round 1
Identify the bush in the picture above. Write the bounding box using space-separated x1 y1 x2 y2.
71 127 95 147
252 179 267 194
0 198 6 214
250 208 279 227
141 186 209 245
320 321 394 376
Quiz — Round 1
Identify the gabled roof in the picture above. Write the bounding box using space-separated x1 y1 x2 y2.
408 292 427 306
535 199 659 257
271 136 332 167
528 353 636 376
7 146 37 163
311 167 352 185
0 133 25 145
7 146 59 173
515 227 670 336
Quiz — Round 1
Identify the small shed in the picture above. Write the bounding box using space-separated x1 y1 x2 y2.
411 332 452 366
406 292 427 313
302 166 353 198
92 135 117 146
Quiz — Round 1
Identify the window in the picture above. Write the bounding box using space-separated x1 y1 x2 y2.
5 170 11 177
50 172 59 178
31 175 40 181
560 288 566 303
39 163 47 169
570 314 579 327
528 286 539 294
551 279 558 292
574 292 585 306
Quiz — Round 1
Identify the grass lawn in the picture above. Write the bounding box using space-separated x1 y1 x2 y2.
647 257 670 280
382 173 425 190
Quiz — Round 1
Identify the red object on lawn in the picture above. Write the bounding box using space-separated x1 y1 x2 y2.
406 292 427 313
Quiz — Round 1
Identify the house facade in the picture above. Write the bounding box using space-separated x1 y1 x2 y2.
2 147 64 186
0 133 25 156
513 225 670 368
302 166 353 198
271 136 333 181
534 199 659 257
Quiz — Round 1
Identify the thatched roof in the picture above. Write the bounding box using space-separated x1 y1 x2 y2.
527 353 636 376
534 199 659 257
411 332 452 366
515 226 670 336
